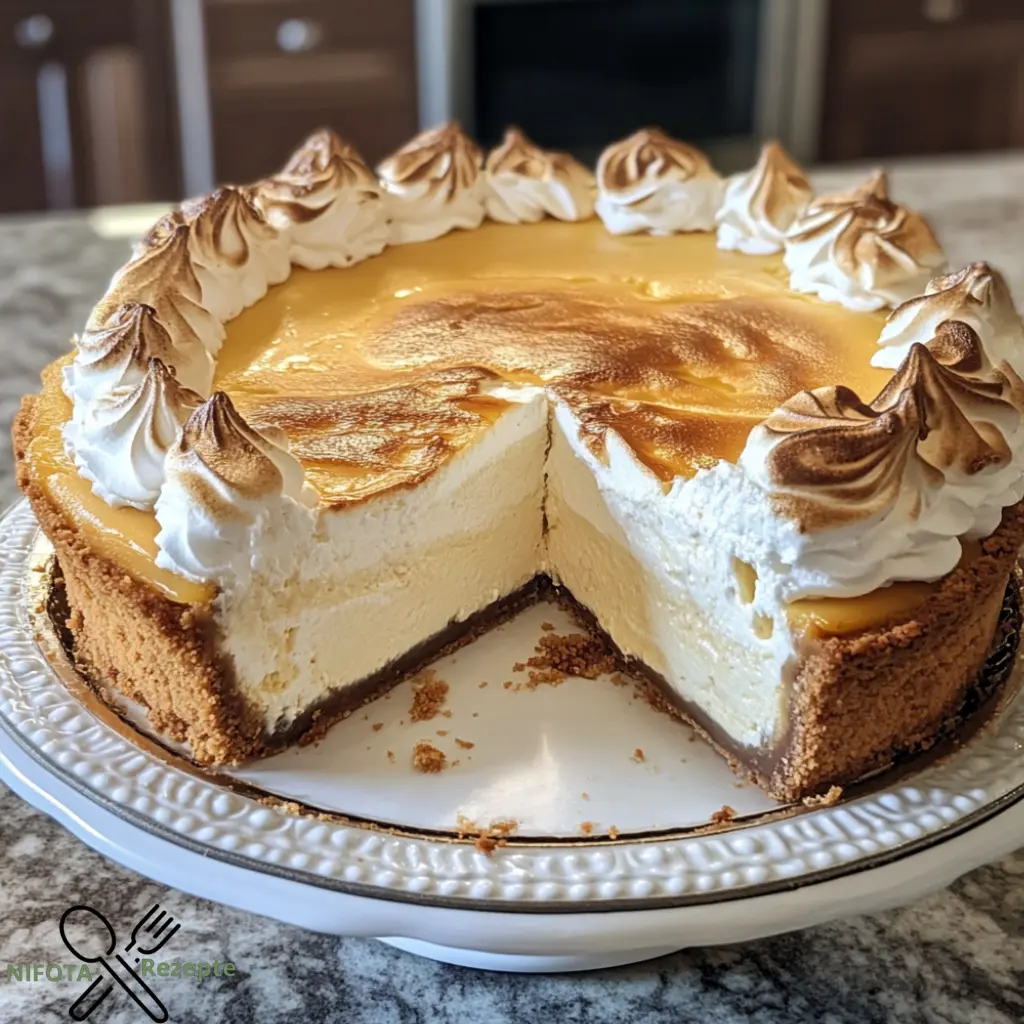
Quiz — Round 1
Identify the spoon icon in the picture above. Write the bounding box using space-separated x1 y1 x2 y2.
59 906 168 1022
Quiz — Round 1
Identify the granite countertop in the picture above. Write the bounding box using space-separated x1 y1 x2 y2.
2 153 1024 1023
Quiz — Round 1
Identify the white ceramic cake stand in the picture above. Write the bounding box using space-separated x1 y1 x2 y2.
1 499 1023 972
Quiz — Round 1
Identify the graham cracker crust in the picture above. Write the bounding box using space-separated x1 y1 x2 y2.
551 575 1022 802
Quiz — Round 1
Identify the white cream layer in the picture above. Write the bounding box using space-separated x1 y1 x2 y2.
545 404 792 749
218 393 548 732
214 390 794 749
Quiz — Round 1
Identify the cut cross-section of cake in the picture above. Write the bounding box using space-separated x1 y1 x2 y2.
15 125 1024 801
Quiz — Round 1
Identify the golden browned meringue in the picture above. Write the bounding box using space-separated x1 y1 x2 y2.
377 123 485 243
483 127 595 223
595 127 723 234
133 209 187 258
184 186 291 323
90 219 222 383
71 303 180 404
273 127 379 192
176 392 300 505
784 171 946 312
253 129 389 269
155 391 317 582
874 261 1024 373
716 141 813 255
748 321 1022 530
65 357 202 510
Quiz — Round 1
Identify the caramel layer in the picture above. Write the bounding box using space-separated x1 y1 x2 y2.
218 222 889 491
25 361 213 604
26 222 917 629
788 540 983 637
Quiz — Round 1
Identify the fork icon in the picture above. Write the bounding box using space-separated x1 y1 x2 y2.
66 904 177 1021
125 905 180 958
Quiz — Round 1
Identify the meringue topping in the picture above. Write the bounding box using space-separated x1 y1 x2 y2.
873 262 1024 375
716 141 813 255
750 321 1019 526
184 186 291 324
377 123 486 244
91 220 224 373
65 357 202 510
783 171 947 311
595 127 724 235
132 209 186 259
254 128 390 269
69 303 180 406
483 127 595 224
155 392 318 583
738 320 1024 600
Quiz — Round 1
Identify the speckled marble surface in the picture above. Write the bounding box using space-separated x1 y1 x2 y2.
1 153 1024 1023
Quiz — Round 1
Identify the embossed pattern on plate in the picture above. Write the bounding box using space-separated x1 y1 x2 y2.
1 500 1023 911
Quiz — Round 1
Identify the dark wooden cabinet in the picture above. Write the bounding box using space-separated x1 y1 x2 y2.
203 0 418 183
0 1 181 212
821 0 1024 161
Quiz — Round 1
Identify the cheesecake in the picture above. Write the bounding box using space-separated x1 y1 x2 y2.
15 125 1024 802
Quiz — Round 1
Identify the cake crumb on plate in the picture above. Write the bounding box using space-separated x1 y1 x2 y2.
802 785 843 808
412 741 447 773
409 669 449 722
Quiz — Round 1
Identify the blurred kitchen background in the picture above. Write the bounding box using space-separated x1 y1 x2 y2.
3 0 1023 214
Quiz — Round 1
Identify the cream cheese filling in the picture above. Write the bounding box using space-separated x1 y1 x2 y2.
219 387 794 749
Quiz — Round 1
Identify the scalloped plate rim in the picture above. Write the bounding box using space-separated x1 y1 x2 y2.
1 498 1023 913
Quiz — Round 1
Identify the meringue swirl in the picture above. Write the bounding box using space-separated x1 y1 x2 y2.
254 129 390 269
483 127 595 224
716 141 812 255
66 302 213 406
185 186 291 324
873 261 1024 375
595 128 724 235
92 219 225 365
783 171 946 311
155 392 318 583
740 320 1024 598
377 123 485 244
64 357 202 510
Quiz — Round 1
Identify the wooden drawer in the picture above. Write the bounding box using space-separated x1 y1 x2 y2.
204 0 414 82
822 0 1024 160
832 0 1024 35
203 0 417 182
212 96 416 183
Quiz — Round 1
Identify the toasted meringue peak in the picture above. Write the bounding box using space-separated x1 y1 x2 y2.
155 392 318 583
64 357 202 510
377 123 486 244
71 303 178 403
174 392 314 505
281 128 379 188
132 209 186 259
184 186 291 323
90 220 223 376
253 128 389 269
783 170 947 311
715 141 813 255
738 319 1024 599
483 127 595 224
68 301 212 409
594 127 724 235
873 261 1024 375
